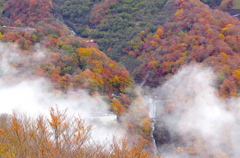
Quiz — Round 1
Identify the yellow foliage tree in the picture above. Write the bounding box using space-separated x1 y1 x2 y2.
218 52 228 59
110 99 126 116
78 48 92 56
156 28 163 36
233 70 240 81
222 24 232 32
174 9 183 17
31 34 37 42
219 33 225 39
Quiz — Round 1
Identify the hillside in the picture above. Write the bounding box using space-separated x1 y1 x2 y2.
0 0 239 157
120 0 240 156
52 0 168 62
0 0 154 155
52 0 224 64
126 0 240 97
0 0 135 99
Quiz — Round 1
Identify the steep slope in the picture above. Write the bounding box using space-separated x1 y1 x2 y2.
2 0 54 26
127 0 240 97
53 0 170 62
0 0 154 153
117 0 240 156
0 0 133 96
52 0 224 65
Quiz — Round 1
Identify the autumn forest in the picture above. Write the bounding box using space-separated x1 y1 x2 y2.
0 0 240 157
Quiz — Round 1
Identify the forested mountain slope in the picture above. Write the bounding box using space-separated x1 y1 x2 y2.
0 0 154 154
52 0 225 63
52 0 169 62
126 0 240 98
0 0 239 157
0 0 138 95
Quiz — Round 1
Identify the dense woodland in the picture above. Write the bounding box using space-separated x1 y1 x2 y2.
52 0 225 63
0 0 239 157
127 0 239 97
0 0 154 156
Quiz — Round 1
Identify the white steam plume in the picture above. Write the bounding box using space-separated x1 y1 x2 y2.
0 42 123 145
152 64 240 157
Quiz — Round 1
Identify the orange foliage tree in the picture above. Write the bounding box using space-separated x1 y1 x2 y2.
0 108 158 157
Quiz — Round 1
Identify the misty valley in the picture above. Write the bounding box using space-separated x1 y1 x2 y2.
0 0 240 157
